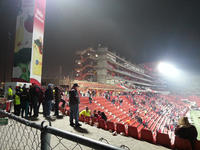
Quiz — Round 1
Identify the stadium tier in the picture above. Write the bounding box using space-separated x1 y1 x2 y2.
59 92 200 149
74 46 166 90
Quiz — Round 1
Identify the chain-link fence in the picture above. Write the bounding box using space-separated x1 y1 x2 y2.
0 110 126 150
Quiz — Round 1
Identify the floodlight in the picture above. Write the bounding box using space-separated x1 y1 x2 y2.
157 62 180 78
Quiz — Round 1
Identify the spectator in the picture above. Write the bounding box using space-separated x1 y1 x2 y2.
97 111 102 120
79 106 91 117
7 86 13 100
128 109 133 117
20 87 30 118
44 84 54 119
119 98 123 106
91 110 98 118
175 117 198 150
32 84 40 118
54 86 61 117
100 112 107 121
37 88 45 115
29 85 34 117
13 87 21 116
111 98 115 104
69 83 82 127
88 91 92 104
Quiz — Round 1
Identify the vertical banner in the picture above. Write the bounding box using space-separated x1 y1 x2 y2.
30 0 46 85
12 0 35 83
12 0 46 85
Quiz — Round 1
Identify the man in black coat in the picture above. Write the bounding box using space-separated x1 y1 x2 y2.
44 84 54 118
69 83 81 127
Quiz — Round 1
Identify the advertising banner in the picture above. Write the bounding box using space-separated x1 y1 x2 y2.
30 0 46 85
12 0 46 85
12 0 35 83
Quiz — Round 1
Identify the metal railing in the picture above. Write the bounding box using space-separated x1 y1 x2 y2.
0 110 125 150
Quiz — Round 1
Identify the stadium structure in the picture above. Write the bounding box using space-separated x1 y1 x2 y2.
70 45 200 149
74 45 166 92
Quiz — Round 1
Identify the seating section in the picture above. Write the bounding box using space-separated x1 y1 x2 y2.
106 121 115 132
156 132 171 148
141 128 155 143
128 126 139 139
98 119 106 130
62 93 194 149
116 123 126 135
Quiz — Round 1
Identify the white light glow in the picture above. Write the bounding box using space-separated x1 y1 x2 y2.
158 62 180 78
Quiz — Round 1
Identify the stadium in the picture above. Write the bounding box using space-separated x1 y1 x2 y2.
1 0 200 150
54 45 200 149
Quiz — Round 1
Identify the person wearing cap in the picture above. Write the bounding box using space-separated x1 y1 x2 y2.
69 83 81 127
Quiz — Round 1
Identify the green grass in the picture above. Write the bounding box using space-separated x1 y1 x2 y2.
190 110 200 140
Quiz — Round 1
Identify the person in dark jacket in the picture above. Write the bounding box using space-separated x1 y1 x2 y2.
32 84 40 118
29 85 34 117
20 86 30 118
100 112 107 121
44 84 54 118
54 86 61 117
175 117 198 150
69 83 81 127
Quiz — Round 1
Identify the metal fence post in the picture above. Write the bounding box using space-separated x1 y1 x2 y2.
41 121 51 150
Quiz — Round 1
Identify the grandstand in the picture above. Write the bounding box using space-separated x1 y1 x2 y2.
61 91 200 149
70 46 200 149
74 45 166 90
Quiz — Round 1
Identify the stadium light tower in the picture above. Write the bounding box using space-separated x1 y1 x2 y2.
157 62 180 78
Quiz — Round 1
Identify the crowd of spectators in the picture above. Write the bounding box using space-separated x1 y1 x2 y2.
6 84 68 120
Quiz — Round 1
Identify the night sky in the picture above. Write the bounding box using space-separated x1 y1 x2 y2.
1 0 200 78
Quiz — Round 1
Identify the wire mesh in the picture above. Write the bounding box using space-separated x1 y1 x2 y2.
0 118 41 150
0 110 124 150
42 134 90 150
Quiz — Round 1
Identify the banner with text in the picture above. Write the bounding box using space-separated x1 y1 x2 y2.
30 0 46 85
12 0 46 85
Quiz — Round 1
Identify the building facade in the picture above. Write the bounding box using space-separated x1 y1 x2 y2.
74 46 163 89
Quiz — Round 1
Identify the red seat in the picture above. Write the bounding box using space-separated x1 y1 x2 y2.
84 116 90 124
79 115 85 122
91 117 98 126
106 121 115 132
128 126 139 139
156 132 171 148
98 119 106 130
195 140 200 150
116 123 126 135
141 128 154 143
173 136 192 150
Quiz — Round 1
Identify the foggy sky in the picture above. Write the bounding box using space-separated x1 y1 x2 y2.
43 0 200 77
1 0 200 78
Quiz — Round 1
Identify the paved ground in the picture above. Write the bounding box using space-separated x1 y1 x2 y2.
1 106 170 150
35 112 170 150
